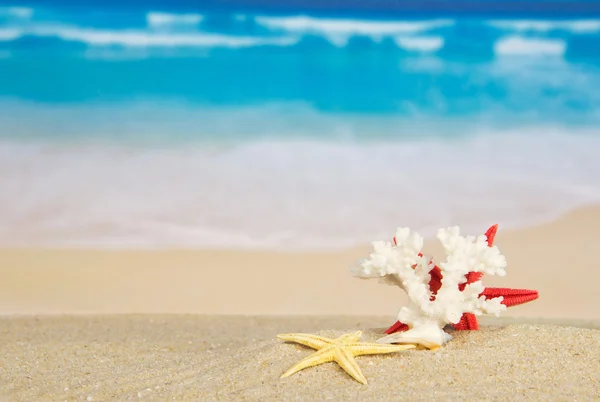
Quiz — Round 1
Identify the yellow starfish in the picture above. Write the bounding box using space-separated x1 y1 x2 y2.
277 330 415 384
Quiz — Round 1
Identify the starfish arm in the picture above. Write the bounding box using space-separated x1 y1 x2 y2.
481 288 539 306
277 333 331 349
349 342 415 356
452 312 480 330
280 347 335 378
334 346 368 385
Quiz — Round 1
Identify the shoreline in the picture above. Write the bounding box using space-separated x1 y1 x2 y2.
1 204 600 319
0 198 597 254
2 132 600 252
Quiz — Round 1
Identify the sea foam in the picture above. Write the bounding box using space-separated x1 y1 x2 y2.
1 13 599 59
394 36 444 52
253 15 455 36
494 36 567 56
0 104 598 251
0 24 298 47
0 27 20 40
488 19 600 33
146 12 204 29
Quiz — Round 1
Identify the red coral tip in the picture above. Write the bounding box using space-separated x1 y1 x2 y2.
384 321 409 334
484 224 498 246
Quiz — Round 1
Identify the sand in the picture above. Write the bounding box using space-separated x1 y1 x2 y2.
0 315 598 401
1 204 600 319
1 205 600 400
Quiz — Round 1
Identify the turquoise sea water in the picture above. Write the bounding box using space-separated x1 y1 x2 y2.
1 3 600 249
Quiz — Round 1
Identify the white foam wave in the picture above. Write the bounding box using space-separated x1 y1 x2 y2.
494 36 566 56
0 25 298 48
255 15 454 38
0 6 33 19
394 36 443 52
323 34 348 47
317 34 444 50
146 12 203 29
0 104 599 250
488 19 600 33
0 27 20 40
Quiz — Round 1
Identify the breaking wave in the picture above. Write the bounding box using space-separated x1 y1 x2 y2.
0 7 599 58
146 12 204 29
488 19 600 33
494 36 566 56
0 25 298 47
2 5 600 250
1 110 599 250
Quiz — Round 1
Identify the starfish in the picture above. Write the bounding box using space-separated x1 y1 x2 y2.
385 224 539 334
277 330 415 384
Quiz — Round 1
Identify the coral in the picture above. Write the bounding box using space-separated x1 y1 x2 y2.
383 225 538 334
351 226 510 349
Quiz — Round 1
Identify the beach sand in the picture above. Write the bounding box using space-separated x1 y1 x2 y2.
1 204 599 318
1 205 600 400
0 315 598 400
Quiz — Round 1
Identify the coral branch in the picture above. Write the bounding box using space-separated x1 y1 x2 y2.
385 224 524 334
353 225 539 348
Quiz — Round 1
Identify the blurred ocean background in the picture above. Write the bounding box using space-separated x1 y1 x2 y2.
1 1 600 250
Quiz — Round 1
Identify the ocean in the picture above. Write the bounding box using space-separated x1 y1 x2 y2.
1 2 600 250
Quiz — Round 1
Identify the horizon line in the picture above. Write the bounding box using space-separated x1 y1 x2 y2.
17 0 600 17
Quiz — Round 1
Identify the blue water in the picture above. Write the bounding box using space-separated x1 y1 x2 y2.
17 0 600 18
2 5 600 120
1 3 600 249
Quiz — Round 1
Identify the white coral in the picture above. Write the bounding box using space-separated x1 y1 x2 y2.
351 226 508 349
